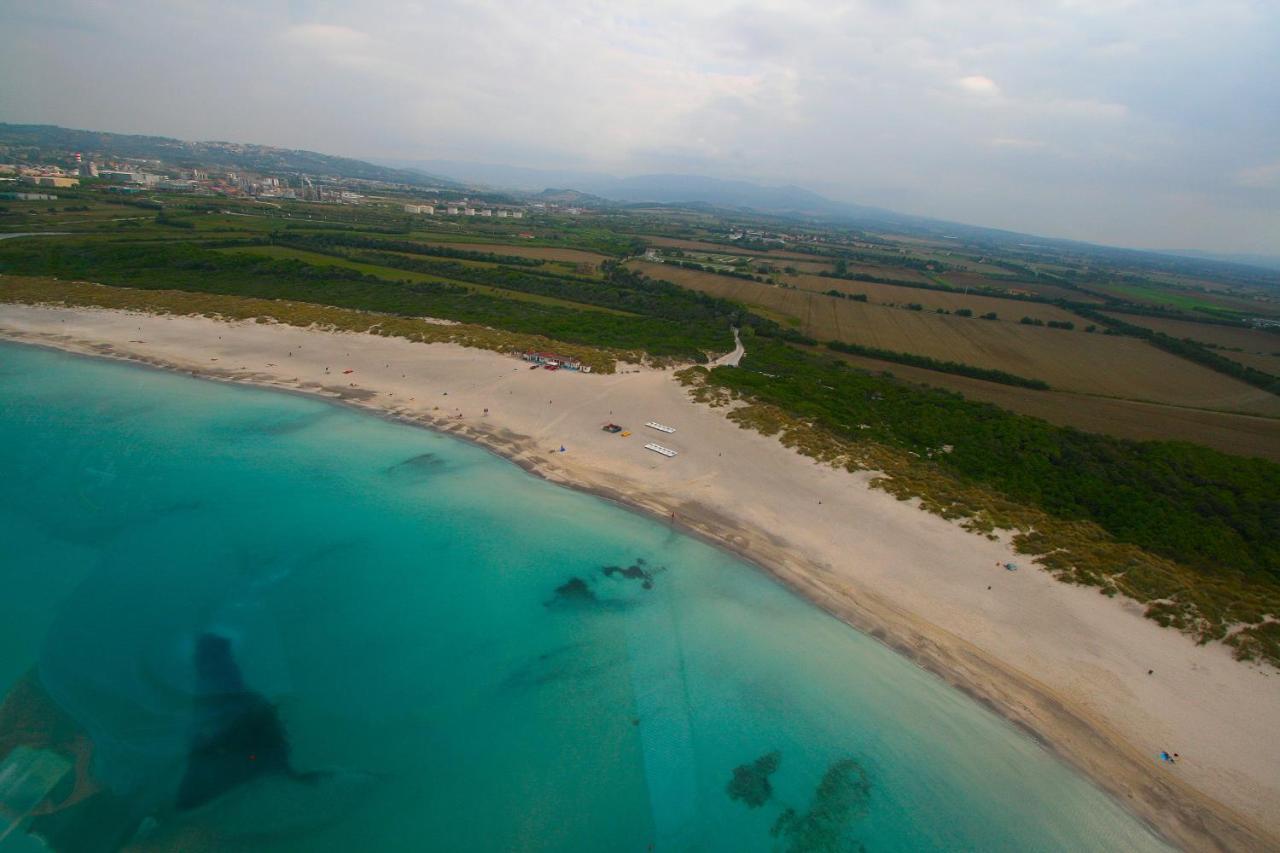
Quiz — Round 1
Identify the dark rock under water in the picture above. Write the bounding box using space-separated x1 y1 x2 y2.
385 452 445 480
601 560 661 590
500 642 621 692
770 757 872 852
727 750 781 808
545 577 597 607
176 633 322 812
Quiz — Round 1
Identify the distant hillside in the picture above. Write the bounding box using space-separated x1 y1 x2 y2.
386 158 900 221
0 123 462 188
1156 249 1280 276
577 173 884 218
531 188 613 206
393 159 615 193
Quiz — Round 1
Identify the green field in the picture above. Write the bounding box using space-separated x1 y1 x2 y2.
216 245 626 313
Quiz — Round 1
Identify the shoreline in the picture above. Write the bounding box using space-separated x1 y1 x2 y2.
2 305 1277 851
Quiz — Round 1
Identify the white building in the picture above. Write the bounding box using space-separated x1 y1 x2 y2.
511 211 523 219
497 210 508 218
464 207 476 216
404 204 422 213
446 205 459 215
480 209 492 217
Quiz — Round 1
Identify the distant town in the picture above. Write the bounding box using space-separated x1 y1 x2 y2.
0 152 552 215
0 136 828 252
0 139 587 223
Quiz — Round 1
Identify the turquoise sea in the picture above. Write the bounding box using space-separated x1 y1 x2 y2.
0 341 1168 852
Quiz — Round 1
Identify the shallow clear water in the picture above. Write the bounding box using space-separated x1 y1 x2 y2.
0 341 1169 852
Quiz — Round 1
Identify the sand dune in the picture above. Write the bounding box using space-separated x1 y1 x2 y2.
2 303 1277 851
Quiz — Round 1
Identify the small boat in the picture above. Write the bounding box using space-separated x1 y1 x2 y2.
645 421 675 434
342 369 354 374
602 423 623 433
620 431 631 437
544 364 560 371
529 364 540 370
644 443 677 457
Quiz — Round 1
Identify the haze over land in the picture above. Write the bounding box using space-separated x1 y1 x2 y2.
2 0 1277 254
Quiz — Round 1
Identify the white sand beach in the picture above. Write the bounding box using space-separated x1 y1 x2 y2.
2 303 1277 851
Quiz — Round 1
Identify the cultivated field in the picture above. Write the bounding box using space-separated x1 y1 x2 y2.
413 240 610 266
1092 282 1276 317
821 348 1280 461
830 264 933 283
937 272 1103 303
632 262 1280 413
1102 313 1280 374
640 235 814 260
869 236 1017 275
780 271 1085 324
768 259 834 274
1222 350 1280 375
1103 313 1280 353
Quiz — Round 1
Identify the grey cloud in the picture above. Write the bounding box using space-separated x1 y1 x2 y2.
0 0 1276 251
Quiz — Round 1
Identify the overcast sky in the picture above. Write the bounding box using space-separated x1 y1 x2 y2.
3 0 1277 253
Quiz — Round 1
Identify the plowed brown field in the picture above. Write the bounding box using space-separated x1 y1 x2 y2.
780 272 1083 325
416 241 610 265
1104 314 1280 353
631 261 1280 414
820 348 1280 461
938 272 1103 303
639 235 814 260
1103 314 1280 375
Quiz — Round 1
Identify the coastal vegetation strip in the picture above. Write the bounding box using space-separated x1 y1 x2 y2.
0 275 622 372
213 244 626 314
0 238 733 361
678 342 1280 666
